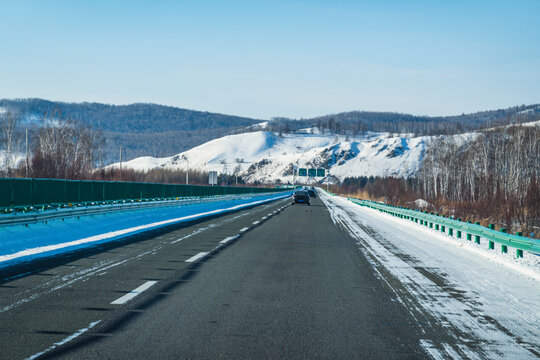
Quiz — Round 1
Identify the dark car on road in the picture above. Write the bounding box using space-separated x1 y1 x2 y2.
292 190 310 205
307 189 316 198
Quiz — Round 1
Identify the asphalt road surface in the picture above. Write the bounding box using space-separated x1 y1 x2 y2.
2 196 437 359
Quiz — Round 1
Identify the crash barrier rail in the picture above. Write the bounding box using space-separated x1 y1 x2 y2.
0 194 265 227
0 178 280 211
348 198 540 258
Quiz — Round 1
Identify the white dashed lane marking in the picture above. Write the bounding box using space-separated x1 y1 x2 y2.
185 252 209 263
220 235 239 245
111 281 158 305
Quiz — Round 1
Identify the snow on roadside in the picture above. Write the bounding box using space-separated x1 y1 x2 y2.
413 199 430 209
0 192 291 269
321 192 540 359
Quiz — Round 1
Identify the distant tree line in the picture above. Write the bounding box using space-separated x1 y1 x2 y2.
261 106 540 137
0 109 248 187
0 99 261 162
3 99 540 163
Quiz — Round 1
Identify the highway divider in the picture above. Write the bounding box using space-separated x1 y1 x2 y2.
348 198 540 258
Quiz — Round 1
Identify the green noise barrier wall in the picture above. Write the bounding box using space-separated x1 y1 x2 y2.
0 178 280 209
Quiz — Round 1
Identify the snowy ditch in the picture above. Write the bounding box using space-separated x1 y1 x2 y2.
0 192 291 270
321 192 540 359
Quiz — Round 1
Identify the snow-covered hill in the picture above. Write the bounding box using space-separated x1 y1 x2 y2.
106 131 431 184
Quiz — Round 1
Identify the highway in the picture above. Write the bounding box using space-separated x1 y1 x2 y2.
0 194 538 359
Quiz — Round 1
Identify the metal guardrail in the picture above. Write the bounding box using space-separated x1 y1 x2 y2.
0 192 283 227
348 198 540 258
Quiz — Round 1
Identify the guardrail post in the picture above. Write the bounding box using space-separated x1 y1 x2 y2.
499 229 508 253
448 228 453 237
487 225 495 249
457 230 462 238
435 224 439 230
516 249 523 258
441 225 445 233
475 222 481 244
467 233 471 241
429 222 433 228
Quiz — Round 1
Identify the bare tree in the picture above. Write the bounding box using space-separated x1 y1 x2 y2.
0 111 20 176
30 111 104 179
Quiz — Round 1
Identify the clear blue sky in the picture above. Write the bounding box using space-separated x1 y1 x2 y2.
1 0 539 119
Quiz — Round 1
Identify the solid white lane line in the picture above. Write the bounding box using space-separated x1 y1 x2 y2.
185 252 209 263
220 235 239 245
252 221 260 225
26 320 102 360
239 227 249 232
111 281 158 305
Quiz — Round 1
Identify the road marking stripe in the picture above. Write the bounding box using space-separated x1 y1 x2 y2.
185 252 209 263
220 235 239 245
252 221 260 225
26 320 102 360
239 227 249 232
261 216 267 220
111 281 157 305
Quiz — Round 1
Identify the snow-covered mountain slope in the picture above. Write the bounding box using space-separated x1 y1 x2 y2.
107 131 431 184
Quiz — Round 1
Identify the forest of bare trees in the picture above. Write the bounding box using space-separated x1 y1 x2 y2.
0 110 247 186
30 114 105 179
0 110 105 179
337 124 540 238
418 124 540 236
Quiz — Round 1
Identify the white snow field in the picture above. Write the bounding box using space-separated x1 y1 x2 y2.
321 191 540 360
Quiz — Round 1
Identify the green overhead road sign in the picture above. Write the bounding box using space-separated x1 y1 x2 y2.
316 168 325 177
298 168 307 176
308 168 316 177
